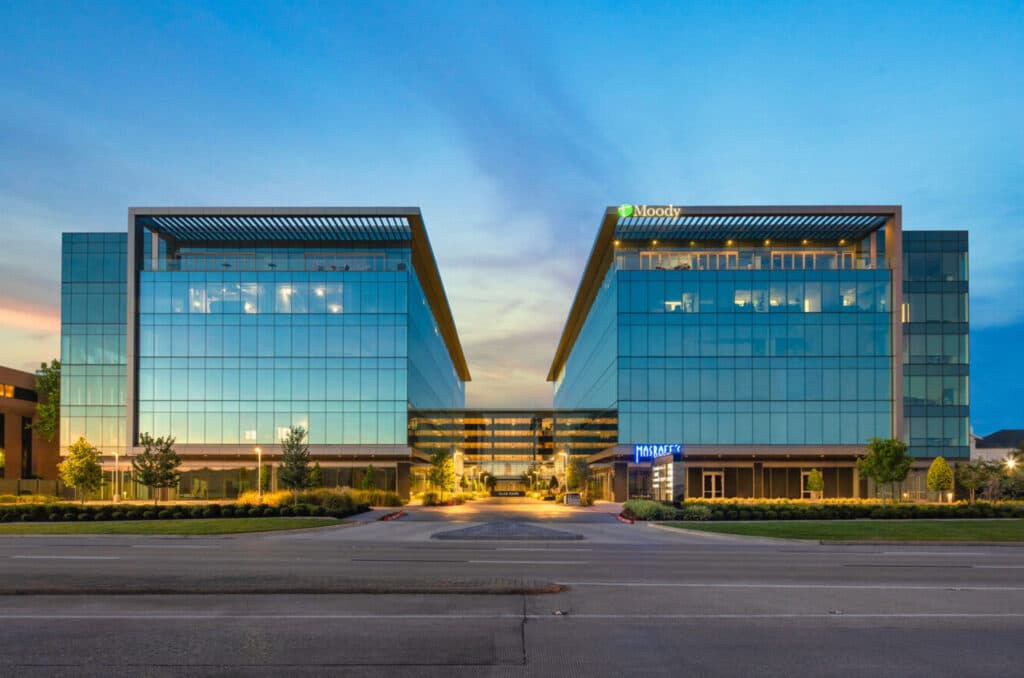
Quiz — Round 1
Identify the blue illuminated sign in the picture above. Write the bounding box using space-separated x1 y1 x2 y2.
633 443 682 463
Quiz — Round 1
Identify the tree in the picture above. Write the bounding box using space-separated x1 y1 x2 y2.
566 458 591 498
278 425 312 505
428 450 455 500
955 459 999 504
548 475 559 493
259 464 272 493
309 461 323 488
361 464 378 490
805 469 824 500
857 438 913 506
32 359 60 442
926 457 954 502
131 433 182 506
59 437 103 504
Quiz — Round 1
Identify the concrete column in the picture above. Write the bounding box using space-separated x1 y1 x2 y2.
396 462 411 500
753 462 764 498
853 466 860 499
612 461 629 502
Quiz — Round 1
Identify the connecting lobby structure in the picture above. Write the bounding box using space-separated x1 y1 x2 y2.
59 205 969 501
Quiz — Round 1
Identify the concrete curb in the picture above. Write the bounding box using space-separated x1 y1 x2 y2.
644 522 800 544
821 540 1024 547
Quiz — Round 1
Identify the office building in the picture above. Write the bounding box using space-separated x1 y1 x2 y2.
0 365 60 486
61 208 468 499
550 205 969 500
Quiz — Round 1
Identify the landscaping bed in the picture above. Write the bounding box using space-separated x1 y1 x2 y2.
622 498 1024 522
0 517 347 536
663 519 1024 542
0 501 367 524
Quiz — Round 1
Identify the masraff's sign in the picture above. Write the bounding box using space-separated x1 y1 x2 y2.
633 443 683 463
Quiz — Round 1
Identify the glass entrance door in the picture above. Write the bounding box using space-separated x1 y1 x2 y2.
702 471 724 498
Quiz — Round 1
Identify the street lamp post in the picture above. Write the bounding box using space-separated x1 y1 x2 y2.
256 447 262 500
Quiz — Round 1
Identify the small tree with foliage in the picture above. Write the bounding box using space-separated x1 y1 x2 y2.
955 459 998 504
805 468 824 500
566 458 591 499
59 437 103 504
278 425 312 505
131 433 182 506
361 463 378 490
926 457 954 502
259 464 272 493
309 461 323 488
857 437 913 506
32 359 60 442
428 450 455 500
548 475 559 494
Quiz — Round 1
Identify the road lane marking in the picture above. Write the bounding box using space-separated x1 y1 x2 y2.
0 613 1022 620
495 548 593 552
880 551 988 556
974 565 1024 569
131 545 215 549
10 555 121 560
470 560 588 565
560 582 1024 591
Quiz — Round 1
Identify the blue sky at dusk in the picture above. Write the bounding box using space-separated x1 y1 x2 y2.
0 1 1021 434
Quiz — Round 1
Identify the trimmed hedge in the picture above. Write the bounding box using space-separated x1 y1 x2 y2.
622 498 1024 522
0 501 367 523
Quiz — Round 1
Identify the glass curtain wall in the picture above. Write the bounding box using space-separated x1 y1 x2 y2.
135 248 411 446
60 233 128 454
902 231 969 460
616 265 893 446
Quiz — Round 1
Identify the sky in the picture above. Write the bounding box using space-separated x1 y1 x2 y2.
0 1 1021 435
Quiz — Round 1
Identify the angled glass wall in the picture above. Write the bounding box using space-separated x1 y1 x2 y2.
60 233 128 454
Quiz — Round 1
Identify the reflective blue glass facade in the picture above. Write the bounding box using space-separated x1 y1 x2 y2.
614 267 893 446
60 210 467 475
60 233 128 453
902 230 969 460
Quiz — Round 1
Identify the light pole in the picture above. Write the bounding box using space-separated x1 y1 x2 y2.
256 447 262 500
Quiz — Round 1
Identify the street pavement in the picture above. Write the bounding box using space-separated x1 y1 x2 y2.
1 497 1022 676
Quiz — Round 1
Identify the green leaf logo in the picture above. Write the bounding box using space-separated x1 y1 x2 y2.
617 204 634 218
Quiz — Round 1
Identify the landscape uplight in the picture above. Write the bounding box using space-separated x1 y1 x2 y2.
1007 457 1017 471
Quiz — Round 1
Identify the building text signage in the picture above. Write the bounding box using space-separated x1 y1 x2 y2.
633 443 683 463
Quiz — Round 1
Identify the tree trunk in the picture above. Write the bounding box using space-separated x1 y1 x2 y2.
970 488 976 504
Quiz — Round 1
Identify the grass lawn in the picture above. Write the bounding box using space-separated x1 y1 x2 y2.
664 519 1024 542
0 517 347 536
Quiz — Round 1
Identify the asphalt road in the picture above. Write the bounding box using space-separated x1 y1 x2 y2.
1 498 1022 677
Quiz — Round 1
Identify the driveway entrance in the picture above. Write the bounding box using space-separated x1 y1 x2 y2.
403 496 619 524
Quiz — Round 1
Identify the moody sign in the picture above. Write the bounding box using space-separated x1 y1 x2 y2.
633 443 683 463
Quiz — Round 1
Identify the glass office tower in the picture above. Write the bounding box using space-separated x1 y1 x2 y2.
61 208 468 499
551 206 967 501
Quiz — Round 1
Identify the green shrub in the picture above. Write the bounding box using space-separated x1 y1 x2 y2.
20 514 32 522
680 504 712 521
126 510 142 520
62 512 76 521
725 510 739 520
279 506 294 517
220 507 234 518
310 506 326 517
157 510 172 519
422 492 442 506
48 513 61 522
171 511 185 520
110 511 125 520
710 510 724 521
201 509 215 518
77 513 92 521
247 508 262 517
738 509 752 521
622 499 676 520
292 504 310 516
262 507 277 517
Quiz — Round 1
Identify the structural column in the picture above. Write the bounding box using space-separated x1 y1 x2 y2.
396 461 412 500
612 461 629 502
